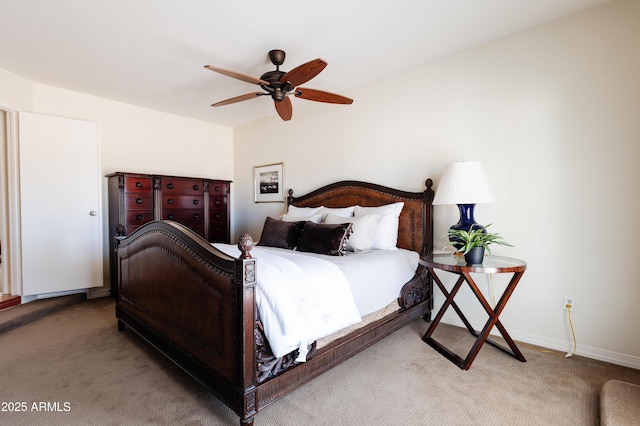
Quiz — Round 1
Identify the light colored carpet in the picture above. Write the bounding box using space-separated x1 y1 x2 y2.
0 293 84 334
1 297 639 425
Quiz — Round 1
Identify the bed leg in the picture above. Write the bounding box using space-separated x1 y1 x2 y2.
240 416 254 426
117 319 126 332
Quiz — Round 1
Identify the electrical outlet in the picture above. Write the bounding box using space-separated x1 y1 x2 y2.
563 296 575 311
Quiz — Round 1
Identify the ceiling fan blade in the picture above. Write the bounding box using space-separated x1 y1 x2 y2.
295 87 353 104
204 65 269 86
280 59 327 87
274 97 293 121
211 92 265 107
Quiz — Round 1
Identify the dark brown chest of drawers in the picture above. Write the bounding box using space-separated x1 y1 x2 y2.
107 172 231 294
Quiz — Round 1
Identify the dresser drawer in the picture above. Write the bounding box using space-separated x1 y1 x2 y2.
161 209 204 223
161 195 204 209
208 225 228 242
161 210 205 238
161 178 204 194
209 195 228 210
124 193 153 210
209 210 227 224
124 176 153 193
208 181 229 196
161 213 205 237
125 210 153 227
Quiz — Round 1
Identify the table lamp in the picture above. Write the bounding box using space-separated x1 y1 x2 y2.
433 161 495 239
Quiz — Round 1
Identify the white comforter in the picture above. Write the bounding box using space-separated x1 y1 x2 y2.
290 248 420 317
213 244 362 359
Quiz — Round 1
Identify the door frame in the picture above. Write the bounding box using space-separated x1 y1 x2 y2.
1 105 22 296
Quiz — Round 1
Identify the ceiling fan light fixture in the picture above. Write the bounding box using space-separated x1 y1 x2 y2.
273 88 285 102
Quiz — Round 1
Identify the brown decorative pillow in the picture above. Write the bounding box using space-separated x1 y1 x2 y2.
297 222 353 256
258 217 305 249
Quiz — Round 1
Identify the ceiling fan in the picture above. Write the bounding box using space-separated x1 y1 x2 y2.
205 49 353 121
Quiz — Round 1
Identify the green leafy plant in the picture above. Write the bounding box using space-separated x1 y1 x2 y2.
444 224 513 255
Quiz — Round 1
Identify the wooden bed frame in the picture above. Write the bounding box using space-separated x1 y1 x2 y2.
115 179 434 425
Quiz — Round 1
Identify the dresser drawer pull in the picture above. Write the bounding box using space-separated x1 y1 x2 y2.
136 214 143 220
193 213 199 219
135 181 143 188
193 199 199 205
168 214 174 220
214 214 221 219
168 199 174 204
215 200 221 205
136 198 143 204
214 186 220 192
167 183 173 189
193 185 199 191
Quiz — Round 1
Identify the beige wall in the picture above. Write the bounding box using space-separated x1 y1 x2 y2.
30 84 233 179
234 0 640 367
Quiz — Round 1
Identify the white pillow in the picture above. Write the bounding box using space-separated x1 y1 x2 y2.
324 213 382 252
286 205 324 217
319 206 355 218
354 202 404 250
281 212 323 223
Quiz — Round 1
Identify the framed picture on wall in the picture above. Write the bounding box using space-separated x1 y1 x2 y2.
254 163 284 203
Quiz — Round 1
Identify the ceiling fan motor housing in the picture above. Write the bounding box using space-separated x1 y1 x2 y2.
260 70 291 102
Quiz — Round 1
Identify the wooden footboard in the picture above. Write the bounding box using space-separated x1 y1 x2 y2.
115 179 434 426
115 221 258 422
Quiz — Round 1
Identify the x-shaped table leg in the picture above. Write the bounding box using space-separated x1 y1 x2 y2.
422 267 526 370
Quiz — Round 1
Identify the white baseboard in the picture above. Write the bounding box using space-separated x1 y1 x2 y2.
510 328 640 370
440 318 640 370
21 286 111 303
21 289 87 304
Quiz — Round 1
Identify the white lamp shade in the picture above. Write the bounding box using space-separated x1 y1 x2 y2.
433 161 495 205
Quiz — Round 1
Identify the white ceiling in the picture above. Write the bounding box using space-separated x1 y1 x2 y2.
1 0 611 128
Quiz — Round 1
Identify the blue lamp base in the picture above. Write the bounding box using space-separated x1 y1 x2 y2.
451 204 485 232
449 204 486 248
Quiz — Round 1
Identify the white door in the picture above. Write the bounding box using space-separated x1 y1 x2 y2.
18 112 102 296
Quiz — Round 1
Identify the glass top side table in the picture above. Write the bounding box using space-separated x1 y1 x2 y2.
420 253 527 370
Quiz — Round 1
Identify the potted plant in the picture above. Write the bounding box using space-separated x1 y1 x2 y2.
445 224 513 264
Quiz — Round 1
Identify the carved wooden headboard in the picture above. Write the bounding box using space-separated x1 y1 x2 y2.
287 179 434 256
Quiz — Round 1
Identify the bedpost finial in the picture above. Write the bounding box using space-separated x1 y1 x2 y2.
425 178 433 189
115 223 126 237
238 234 254 259
287 188 294 206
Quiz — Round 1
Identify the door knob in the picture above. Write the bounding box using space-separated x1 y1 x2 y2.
89 211 97 216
